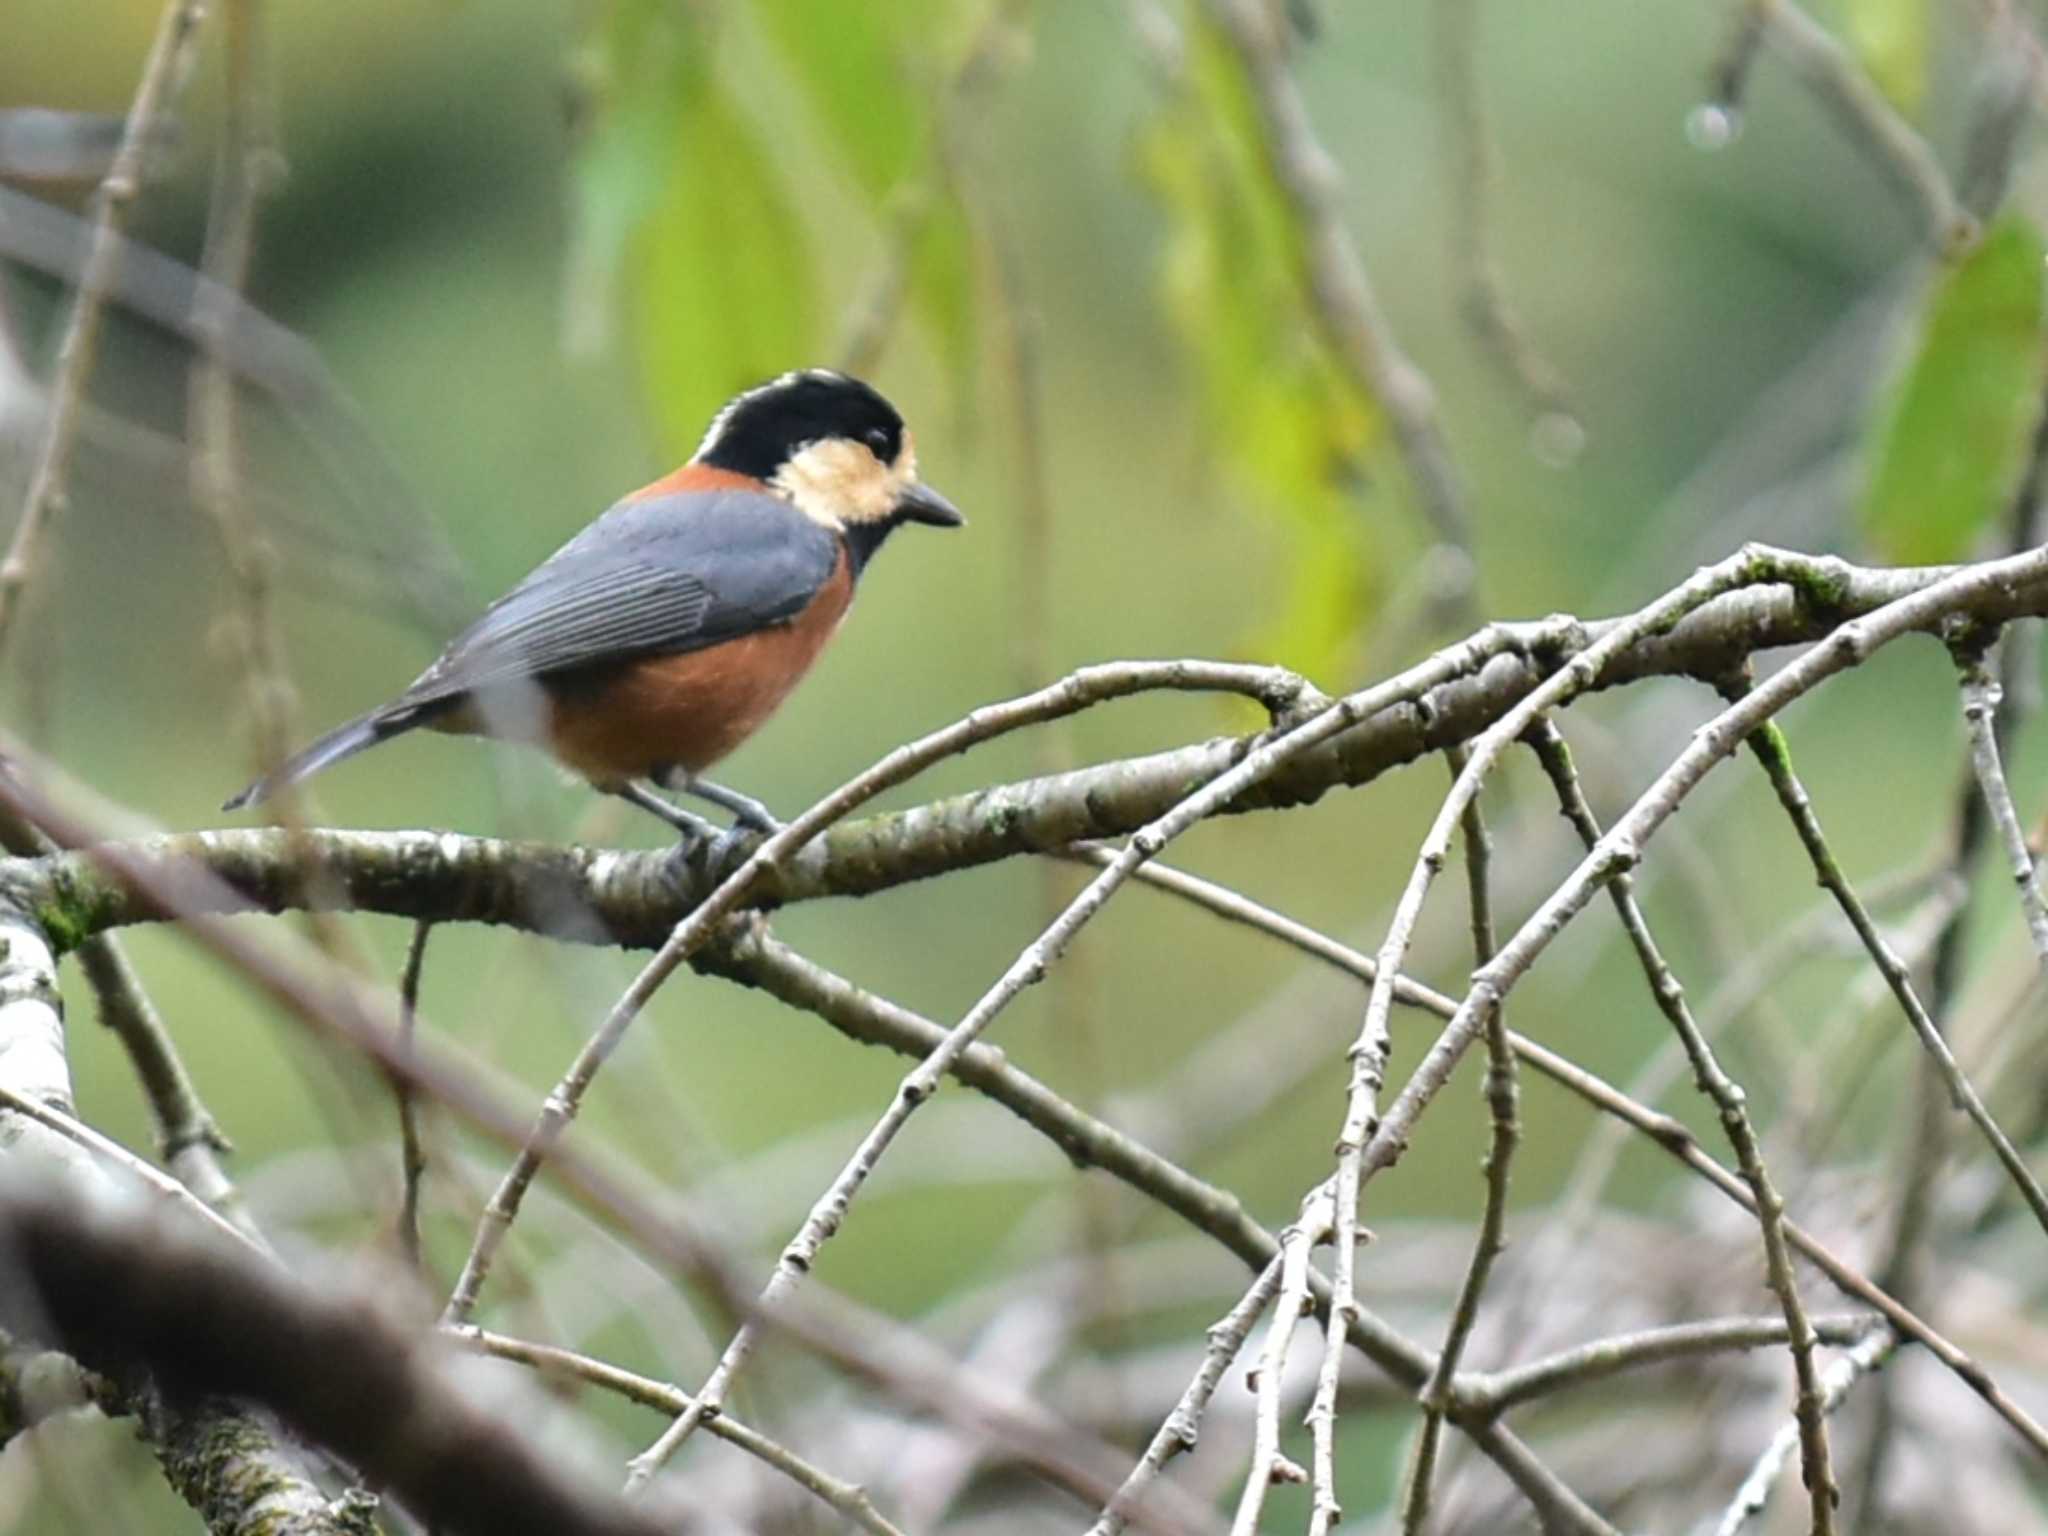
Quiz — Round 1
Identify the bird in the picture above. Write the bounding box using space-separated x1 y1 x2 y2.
224 369 963 849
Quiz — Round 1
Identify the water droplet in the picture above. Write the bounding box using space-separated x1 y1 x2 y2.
1684 103 1741 152
1530 411 1586 469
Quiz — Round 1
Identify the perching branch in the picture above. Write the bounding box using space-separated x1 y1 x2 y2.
15 549 2048 954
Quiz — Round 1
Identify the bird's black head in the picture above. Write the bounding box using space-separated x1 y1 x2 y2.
693 370 963 543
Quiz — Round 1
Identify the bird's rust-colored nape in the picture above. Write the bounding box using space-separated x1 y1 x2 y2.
541 545 857 784
622 461 763 504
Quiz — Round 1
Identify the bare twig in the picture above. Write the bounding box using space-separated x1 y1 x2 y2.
1086 1256 1285 1536
1702 0 1769 122
394 919 432 1271
0 0 209 653
455 1327 907 1536
1472 1314 1880 1417
442 659 1325 1325
1063 821 2048 1465
1229 1186 1330 1536
1525 719 1838 1531
1433 0 1572 425
1204 0 1475 583
191 0 302 808
1352 539 2048 1210
1855 386 2048 1515
1520 1030 2048 1455
0 1083 263 1260
1746 0 1971 251
1954 642 2048 969
1730 686 2048 1237
1056 844 1453 1019
1326 549 1784 1495
1397 747 1518 1534
624 640 1505 1485
1714 1327 1900 1536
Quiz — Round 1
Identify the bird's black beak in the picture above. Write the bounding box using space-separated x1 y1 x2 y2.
895 482 966 528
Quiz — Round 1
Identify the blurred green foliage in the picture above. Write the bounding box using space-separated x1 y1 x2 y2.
1842 0 1934 111
1138 15 1382 680
1862 212 2047 565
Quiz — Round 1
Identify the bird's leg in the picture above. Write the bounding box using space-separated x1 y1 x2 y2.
674 774 783 836
614 780 722 844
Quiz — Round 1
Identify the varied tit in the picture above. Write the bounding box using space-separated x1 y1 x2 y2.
224 370 963 846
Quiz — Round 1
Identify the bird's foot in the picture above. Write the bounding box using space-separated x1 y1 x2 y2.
615 781 722 842
677 775 784 837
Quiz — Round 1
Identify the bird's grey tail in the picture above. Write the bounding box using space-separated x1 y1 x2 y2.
221 707 418 812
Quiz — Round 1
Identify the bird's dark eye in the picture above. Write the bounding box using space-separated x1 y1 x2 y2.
864 427 893 460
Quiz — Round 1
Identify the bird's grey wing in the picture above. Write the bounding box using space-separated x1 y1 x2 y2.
396 490 839 708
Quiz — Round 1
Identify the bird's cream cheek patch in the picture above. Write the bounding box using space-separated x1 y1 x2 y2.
775 439 909 527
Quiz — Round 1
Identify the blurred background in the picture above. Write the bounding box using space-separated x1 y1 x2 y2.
2 0 2045 1530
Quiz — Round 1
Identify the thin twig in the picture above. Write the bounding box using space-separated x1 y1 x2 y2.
0 1083 265 1261
441 660 1326 1325
1347 538 2048 1291
1729 682 2048 1237
1324 548 1783 1494
1704 0 1769 119
1055 844 1454 1018
1062 813 2048 1463
1472 1314 1880 1417
1954 641 2048 969
191 0 302 811
1433 0 1572 425
1086 1256 1285 1536
623 640 1506 1486
1397 747 1518 1534
0 0 209 653
1527 717 1839 1531
454 1326 907 1536
1856 383 2048 1514
1203 0 1476 584
1713 1327 1900 1536
1750 0 1971 252
1228 1186 1330 1536
1519 1029 2048 1456
394 919 432 1272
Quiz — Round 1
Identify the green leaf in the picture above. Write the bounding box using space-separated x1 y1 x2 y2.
1138 17 1382 681
757 0 978 387
1862 214 2046 566
561 0 695 356
563 3 819 450
633 80 819 455
1843 0 1932 114
755 1 949 199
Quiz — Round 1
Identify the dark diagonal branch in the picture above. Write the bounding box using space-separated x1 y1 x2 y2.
0 1185 677 1536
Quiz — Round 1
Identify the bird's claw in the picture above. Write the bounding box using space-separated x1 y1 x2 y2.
705 820 763 873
